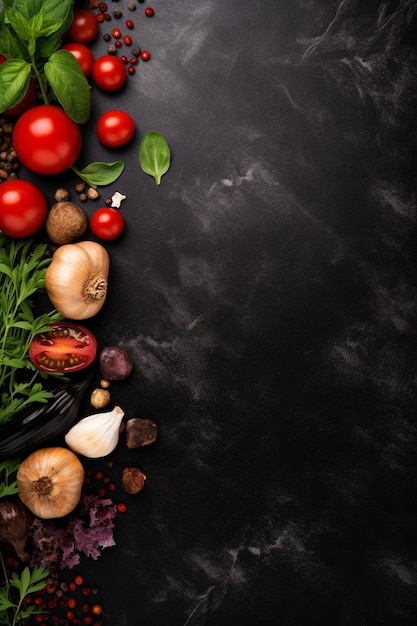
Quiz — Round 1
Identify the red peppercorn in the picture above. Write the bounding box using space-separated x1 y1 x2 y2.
68 598 77 609
74 575 84 586
103 13 111 21
145 7 155 17
95 471 104 479
82 602 90 612
115 40 122 48
99 2 107 12
34 597 43 606
83 617 93 625
108 482 117 491
125 20 134 29
92 605 103 616
128 66 136 75
117 502 127 512
123 35 132 46
66 610 75 620
98 487 107 497
111 28 121 39
140 50 150 61
96 13 104 22
82 587 91 597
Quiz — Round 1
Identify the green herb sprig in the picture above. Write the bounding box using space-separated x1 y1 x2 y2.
139 130 171 185
0 233 63 425
0 552 49 626
0 459 20 499
0 0 89 123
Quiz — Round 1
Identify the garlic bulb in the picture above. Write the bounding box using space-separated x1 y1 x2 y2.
17 447 84 519
65 406 125 458
45 241 110 320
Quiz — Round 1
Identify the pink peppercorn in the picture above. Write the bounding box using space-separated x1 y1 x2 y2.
144 7 154 17
140 50 150 61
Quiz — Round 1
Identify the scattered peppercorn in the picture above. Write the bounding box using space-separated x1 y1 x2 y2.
144 7 154 17
125 19 134 28
112 8 122 18
115 40 122 47
103 33 111 41
127 1 136 10
111 27 121 38
128 66 136 75
121 55 129 64
132 46 141 57
123 34 132 45
99 2 107 11
96 13 104 22
0 118 20 182
140 49 150 61
107 44 117 54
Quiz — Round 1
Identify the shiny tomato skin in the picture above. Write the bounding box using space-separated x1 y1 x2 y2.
92 55 127 92
96 110 135 147
29 322 97 373
61 42 94 76
90 208 125 241
0 179 47 238
66 9 99 44
13 105 82 175
0 54 38 117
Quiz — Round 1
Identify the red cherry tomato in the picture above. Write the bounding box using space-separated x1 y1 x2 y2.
0 54 38 117
13 105 82 175
66 9 99 44
92 55 126 92
90 208 125 241
96 110 135 147
61 42 94 76
0 179 47 238
29 322 97 374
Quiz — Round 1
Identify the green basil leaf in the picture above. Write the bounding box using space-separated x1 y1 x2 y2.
0 59 31 113
36 30 64 59
0 16 29 58
3 10 32 41
34 0 74 39
75 161 125 188
139 130 171 185
2 0 45 20
44 50 91 123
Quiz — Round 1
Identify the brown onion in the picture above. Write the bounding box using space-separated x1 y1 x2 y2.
0 496 34 561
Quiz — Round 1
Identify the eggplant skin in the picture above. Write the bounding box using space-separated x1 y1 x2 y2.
0 375 91 458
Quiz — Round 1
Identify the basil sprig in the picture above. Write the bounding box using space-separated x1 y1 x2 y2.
139 130 171 185
72 161 125 189
0 0 90 123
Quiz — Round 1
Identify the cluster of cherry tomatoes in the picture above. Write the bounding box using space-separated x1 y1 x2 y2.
0 6 147 241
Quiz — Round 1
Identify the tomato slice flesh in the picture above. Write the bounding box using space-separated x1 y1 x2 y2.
29 323 97 373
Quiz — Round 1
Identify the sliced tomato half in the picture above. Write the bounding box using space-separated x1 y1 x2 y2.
29 322 97 373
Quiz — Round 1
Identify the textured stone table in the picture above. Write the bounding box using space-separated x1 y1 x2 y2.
30 1 417 624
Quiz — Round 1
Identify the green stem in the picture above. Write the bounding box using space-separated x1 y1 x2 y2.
30 56 49 104
71 164 96 189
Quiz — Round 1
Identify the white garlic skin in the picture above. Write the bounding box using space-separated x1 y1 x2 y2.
65 406 125 458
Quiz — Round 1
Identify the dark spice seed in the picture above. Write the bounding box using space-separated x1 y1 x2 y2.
107 44 117 54
103 33 111 41
112 8 122 18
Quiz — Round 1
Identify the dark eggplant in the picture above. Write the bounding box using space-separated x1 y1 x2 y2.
0 374 91 458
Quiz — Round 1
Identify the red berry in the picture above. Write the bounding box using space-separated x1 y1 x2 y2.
123 35 132 45
129 57 138 65
117 502 127 512
115 40 122 48
140 50 150 61
145 7 154 17
99 2 107 12
111 27 121 39
128 66 136 75
125 20 134 29
96 13 104 22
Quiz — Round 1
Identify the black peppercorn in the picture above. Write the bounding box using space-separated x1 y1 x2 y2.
112 8 122 18
103 33 111 41
107 44 117 54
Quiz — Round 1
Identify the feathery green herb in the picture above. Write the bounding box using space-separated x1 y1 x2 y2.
0 552 49 626
0 233 62 425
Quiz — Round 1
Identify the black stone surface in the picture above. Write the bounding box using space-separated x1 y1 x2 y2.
11 0 417 624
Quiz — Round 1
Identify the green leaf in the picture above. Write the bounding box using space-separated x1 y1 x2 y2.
139 130 171 185
74 161 125 188
0 59 31 113
44 50 91 123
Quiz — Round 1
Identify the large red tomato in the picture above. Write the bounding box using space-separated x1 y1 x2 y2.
92 56 127 92
66 9 99 44
0 54 38 117
96 110 135 147
61 42 94 76
0 179 47 238
13 105 82 175
29 322 97 373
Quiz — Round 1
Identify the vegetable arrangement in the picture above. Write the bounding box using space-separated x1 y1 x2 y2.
0 0 166 621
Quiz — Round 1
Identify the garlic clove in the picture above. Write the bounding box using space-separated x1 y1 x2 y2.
65 406 125 458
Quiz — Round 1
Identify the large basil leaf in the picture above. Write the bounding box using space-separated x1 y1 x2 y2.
139 131 171 185
74 162 125 188
44 50 91 123
0 17 28 59
0 59 31 113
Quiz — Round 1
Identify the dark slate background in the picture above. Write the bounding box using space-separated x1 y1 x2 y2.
19 0 417 624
